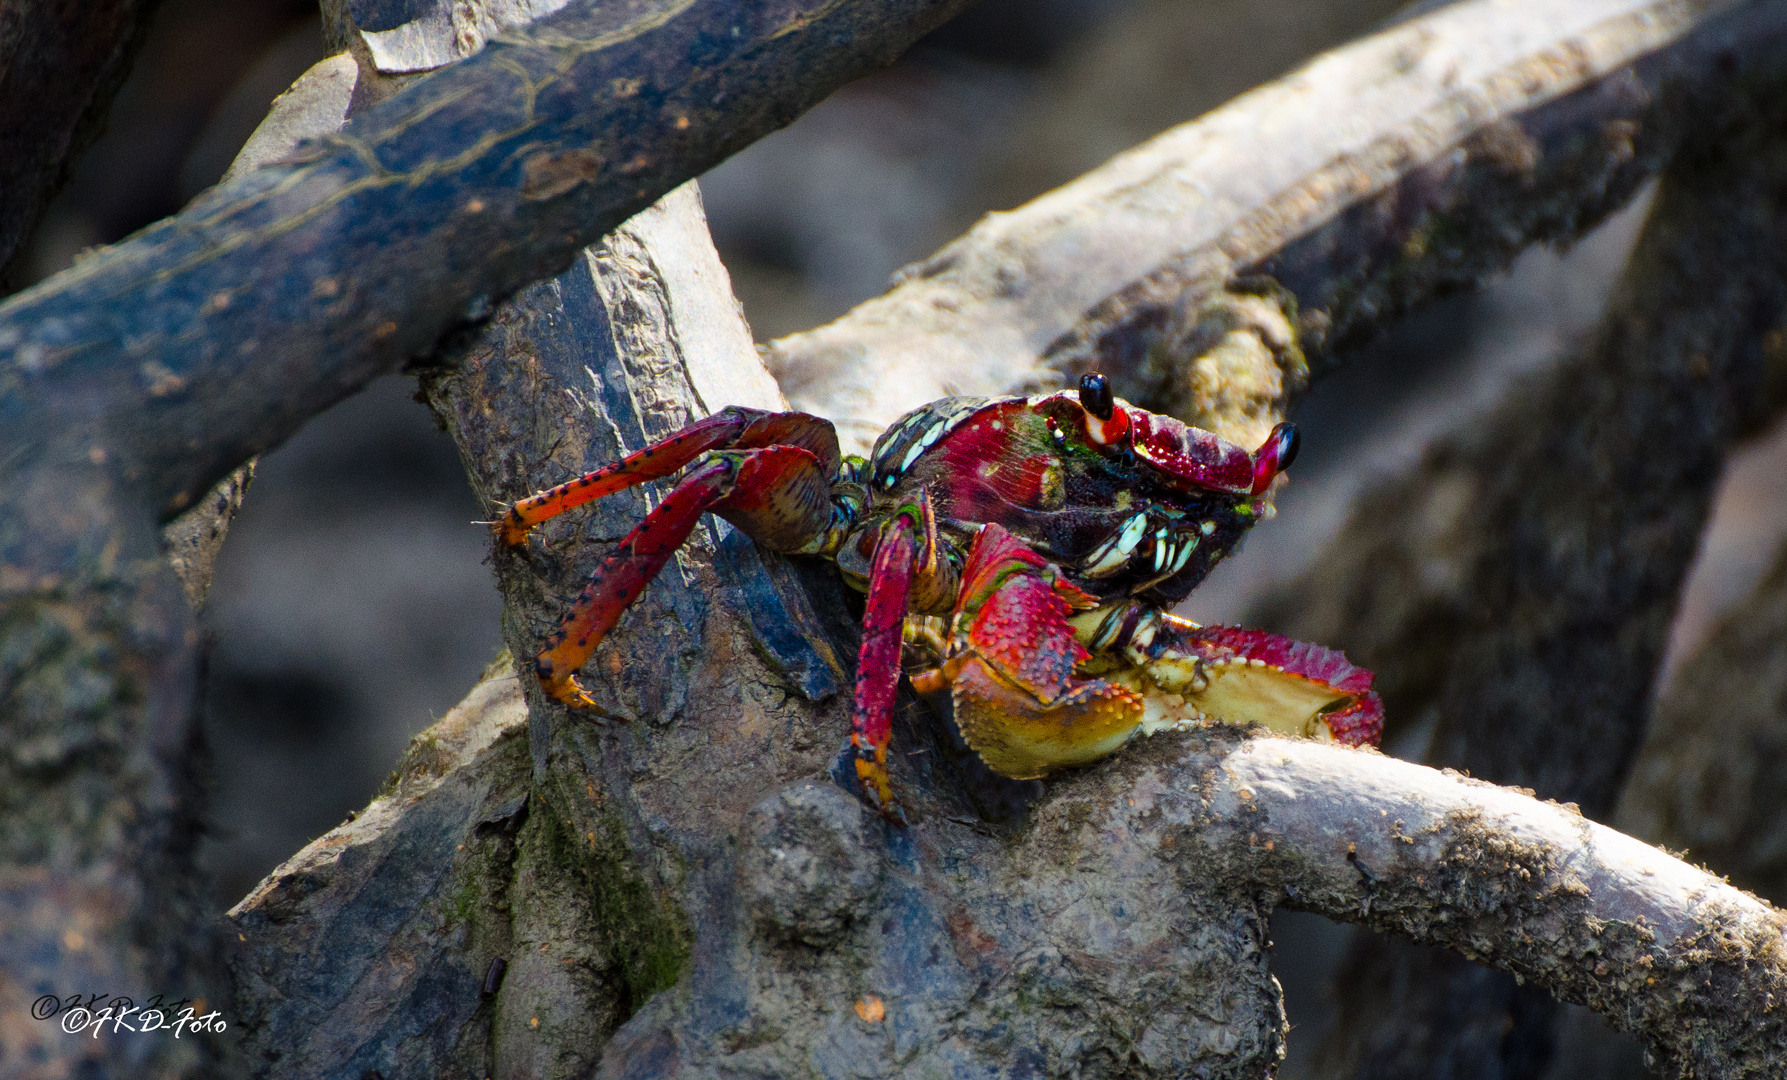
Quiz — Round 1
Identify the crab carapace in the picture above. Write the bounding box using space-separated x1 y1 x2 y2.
498 374 1383 819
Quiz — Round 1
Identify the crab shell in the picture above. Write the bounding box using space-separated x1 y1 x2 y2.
864 389 1298 606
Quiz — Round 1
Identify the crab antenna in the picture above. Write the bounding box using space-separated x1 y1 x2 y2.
1250 423 1299 495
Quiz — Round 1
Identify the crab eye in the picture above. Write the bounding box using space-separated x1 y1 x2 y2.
1250 423 1299 494
1078 373 1114 420
1077 373 1131 447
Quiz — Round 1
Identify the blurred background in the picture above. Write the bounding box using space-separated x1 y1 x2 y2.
7 1 1785 1076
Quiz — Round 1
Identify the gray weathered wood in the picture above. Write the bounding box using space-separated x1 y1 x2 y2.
772 0 1787 457
1258 92 1787 1080
0 2 972 1074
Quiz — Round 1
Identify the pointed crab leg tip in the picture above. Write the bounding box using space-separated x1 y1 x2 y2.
854 760 906 825
1251 423 1299 494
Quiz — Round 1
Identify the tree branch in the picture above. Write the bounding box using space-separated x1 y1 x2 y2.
0 3 969 1075
9 0 1787 1076
243 675 1787 1077
233 60 1787 1080
1060 730 1787 1080
1252 70 1787 1080
0 0 972 521
770 0 1787 455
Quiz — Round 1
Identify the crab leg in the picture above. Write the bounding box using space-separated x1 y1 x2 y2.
847 488 960 821
852 514 918 819
535 444 831 710
498 407 840 545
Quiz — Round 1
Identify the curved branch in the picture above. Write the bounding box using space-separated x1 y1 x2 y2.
771 0 1787 455
0 4 966 1075
0 0 973 522
1246 65 1787 1080
1050 730 1787 1077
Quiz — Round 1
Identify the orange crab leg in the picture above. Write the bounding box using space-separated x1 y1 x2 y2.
535 457 735 709
536 444 829 710
499 405 786 546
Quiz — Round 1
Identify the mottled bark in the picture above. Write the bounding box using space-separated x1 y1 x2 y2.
235 657 1787 1078
7 0 1787 1076
1255 93 1787 1080
0 0 161 279
230 113 1787 1080
160 462 253 611
0 1 972 1074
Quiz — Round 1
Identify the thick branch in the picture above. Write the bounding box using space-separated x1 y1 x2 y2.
1051 731 1787 1078
0 5 966 1075
0 0 973 525
244 673 1787 1078
1252 71 1787 1080
235 88 1787 1080
771 0 1787 455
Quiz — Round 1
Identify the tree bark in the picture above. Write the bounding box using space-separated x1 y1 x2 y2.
1255 87 1787 1080
8 0 1787 1077
1619 537 1787 904
0 2 971 1075
229 83 1787 1080
232 653 1787 1077
770 0 1787 456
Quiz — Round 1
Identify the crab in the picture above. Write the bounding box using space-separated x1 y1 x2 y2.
497 373 1383 819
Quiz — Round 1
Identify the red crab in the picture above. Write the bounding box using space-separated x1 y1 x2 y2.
498 374 1383 819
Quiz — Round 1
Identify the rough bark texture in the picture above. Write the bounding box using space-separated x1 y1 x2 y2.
228 652 533 1080
0 0 973 526
1253 94 1787 1080
160 462 253 611
0 1 971 1074
234 656 1787 1079
228 125 1787 1080
0 0 161 280
770 0 1787 456
9 0 1787 1076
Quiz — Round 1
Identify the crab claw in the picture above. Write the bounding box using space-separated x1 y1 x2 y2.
1123 619 1383 746
915 525 1146 779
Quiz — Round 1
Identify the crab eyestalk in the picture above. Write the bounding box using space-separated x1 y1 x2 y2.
1250 423 1299 496
1078 372 1131 447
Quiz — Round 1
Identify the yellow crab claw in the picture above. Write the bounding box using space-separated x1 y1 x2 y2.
914 525 1147 780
